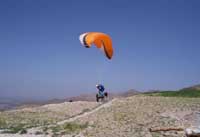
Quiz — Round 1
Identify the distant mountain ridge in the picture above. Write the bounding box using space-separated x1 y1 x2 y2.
65 89 140 102
0 98 22 111
0 89 140 111
2 83 200 111
117 89 140 97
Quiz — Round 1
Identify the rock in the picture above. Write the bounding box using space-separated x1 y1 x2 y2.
185 127 200 137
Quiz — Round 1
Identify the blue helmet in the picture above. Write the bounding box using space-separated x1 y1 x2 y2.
96 84 105 92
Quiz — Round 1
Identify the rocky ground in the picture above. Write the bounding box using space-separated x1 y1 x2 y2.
0 95 200 137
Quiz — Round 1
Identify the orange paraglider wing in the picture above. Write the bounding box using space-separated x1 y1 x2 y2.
79 32 113 59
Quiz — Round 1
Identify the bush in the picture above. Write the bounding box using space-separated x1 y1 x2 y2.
0 118 6 129
20 129 27 134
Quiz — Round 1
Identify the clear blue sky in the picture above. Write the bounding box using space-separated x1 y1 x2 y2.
0 0 200 100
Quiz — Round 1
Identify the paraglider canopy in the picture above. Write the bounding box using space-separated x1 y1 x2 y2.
79 32 113 59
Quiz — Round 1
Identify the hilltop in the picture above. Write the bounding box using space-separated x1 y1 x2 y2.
0 94 200 137
181 84 200 90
